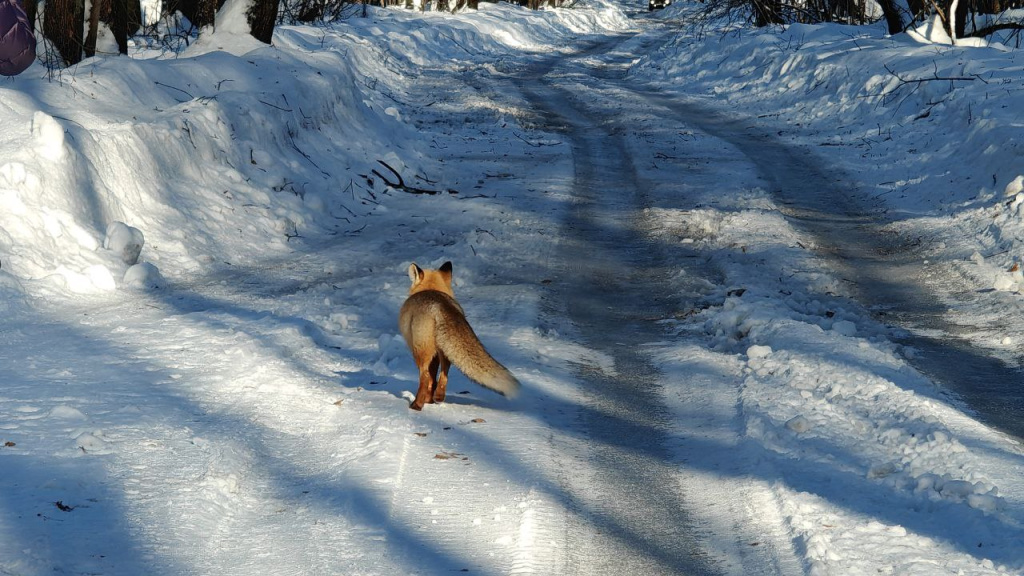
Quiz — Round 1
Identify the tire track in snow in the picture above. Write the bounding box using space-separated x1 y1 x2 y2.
500 30 807 575
513 36 732 576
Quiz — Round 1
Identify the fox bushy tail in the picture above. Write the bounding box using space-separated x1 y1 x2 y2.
436 316 520 398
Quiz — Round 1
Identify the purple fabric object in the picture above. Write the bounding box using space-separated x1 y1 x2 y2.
0 0 35 76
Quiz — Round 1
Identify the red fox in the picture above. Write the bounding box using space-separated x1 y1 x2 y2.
399 261 520 410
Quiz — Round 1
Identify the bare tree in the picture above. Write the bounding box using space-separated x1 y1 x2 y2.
867 0 914 33
165 0 219 29
44 0 85 65
247 0 278 42
109 0 142 54
84 0 103 57
752 0 784 25
24 0 36 34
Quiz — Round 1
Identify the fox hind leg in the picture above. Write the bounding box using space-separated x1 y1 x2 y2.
411 351 439 411
434 353 450 403
426 354 441 404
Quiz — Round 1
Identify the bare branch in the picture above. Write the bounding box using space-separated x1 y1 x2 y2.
883 64 977 86
371 160 458 196
155 81 195 102
513 132 561 148
965 22 1024 38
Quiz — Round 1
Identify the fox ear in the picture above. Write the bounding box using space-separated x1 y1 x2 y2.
408 263 424 285
439 261 453 284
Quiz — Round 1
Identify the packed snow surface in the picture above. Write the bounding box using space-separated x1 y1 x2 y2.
2 0 1024 575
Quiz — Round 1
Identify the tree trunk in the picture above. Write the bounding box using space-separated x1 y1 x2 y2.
111 0 128 53
953 0 969 37
24 0 37 35
936 0 970 40
44 0 85 66
109 0 141 54
246 0 278 43
875 0 907 33
753 0 784 25
84 0 102 58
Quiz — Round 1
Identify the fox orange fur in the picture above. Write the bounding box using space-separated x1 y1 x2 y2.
399 261 520 410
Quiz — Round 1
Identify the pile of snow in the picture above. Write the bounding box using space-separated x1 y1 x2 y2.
104 222 145 266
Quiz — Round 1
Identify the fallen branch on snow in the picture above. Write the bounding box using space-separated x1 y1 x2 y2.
372 160 458 195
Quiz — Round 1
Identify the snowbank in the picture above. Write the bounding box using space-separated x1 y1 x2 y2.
635 15 1024 293
0 1 629 302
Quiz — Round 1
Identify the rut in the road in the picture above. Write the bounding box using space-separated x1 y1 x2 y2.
518 37 729 576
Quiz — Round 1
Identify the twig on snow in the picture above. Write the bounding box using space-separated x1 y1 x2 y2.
513 132 561 148
155 81 194 101
260 99 293 112
371 160 457 195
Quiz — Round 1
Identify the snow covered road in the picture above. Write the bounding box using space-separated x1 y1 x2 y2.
5 2 1024 575
518 36 744 575
1 22 801 575
504 33 805 574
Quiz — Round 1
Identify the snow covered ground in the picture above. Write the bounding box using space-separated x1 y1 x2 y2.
2 0 1024 574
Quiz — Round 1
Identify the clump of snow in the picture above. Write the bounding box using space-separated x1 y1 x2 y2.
907 15 955 45
1008 193 1024 212
182 0 264 57
785 415 811 433
1003 175 1024 197
914 473 1005 512
31 112 65 161
867 461 899 479
967 493 1004 514
123 262 164 290
992 274 1015 292
75 431 111 454
213 0 253 36
747 344 773 359
830 319 857 336
325 312 353 333
48 405 87 420
104 222 145 266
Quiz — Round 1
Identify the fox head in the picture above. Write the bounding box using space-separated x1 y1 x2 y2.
407 261 454 296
